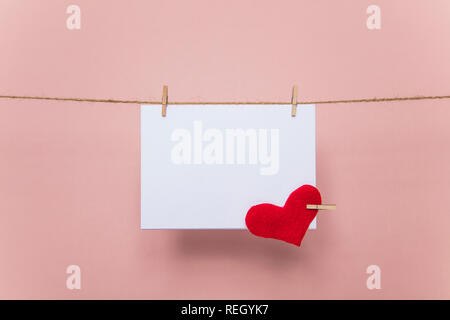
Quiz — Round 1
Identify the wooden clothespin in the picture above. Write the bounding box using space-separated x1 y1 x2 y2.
306 204 337 210
161 85 168 117
291 85 298 117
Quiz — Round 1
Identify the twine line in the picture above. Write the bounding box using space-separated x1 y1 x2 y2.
0 94 449 105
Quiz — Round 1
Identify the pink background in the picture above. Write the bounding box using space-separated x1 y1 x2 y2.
1 0 450 299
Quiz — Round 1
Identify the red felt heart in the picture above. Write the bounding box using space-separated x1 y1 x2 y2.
245 185 321 246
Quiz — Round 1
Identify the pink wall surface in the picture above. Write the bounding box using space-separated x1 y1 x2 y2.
0 0 449 299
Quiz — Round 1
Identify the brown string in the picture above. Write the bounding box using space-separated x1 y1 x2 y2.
0 94 449 105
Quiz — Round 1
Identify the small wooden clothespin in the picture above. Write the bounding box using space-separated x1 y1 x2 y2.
306 204 337 210
161 85 168 117
291 85 298 117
